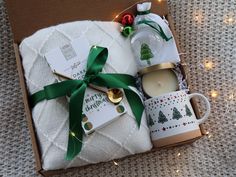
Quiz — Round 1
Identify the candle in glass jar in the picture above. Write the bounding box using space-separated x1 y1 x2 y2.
142 69 179 97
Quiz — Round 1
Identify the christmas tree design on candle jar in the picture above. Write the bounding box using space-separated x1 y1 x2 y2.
140 43 154 66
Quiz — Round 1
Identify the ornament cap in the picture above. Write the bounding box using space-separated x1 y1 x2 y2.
137 2 152 12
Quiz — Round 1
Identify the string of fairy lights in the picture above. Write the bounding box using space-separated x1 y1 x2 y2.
109 0 236 174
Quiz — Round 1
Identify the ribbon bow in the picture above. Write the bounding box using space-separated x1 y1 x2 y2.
30 46 144 160
137 20 172 41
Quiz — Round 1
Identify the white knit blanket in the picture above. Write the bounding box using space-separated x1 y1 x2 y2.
19 21 152 170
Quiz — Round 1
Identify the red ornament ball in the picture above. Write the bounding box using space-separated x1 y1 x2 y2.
121 13 135 26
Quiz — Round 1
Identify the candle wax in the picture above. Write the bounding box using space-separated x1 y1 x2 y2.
142 69 179 97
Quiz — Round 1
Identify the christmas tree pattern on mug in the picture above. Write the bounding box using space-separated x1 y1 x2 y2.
158 111 168 124
185 104 192 117
172 107 182 120
151 120 196 133
148 115 155 126
140 43 154 65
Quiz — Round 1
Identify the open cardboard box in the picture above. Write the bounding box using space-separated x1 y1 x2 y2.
5 0 205 176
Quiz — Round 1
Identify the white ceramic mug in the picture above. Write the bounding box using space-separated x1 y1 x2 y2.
144 90 211 147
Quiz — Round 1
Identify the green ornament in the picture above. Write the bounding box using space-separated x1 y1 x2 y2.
121 26 134 37
172 107 182 120
185 104 192 117
158 111 168 124
116 105 125 113
140 43 154 65
148 115 155 127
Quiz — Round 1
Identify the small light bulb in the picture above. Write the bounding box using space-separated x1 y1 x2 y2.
210 90 218 98
224 17 234 25
205 131 209 135
228 18 233 23
71 132 76 137
158 0 162 2
115 15 119 19
224 13 235 25
176 169 180 173
208 134 212 138
229 94 234 100
193 11 203 24
177 153 181 157
204 61 214 70
113 160 119 166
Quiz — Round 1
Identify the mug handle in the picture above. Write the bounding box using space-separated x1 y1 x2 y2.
188 93 211 124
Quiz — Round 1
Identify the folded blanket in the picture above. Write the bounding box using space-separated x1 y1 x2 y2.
19 21 152 170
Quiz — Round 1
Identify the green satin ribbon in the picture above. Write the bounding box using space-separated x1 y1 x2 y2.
137 20 172 41
30 46 144 160
137 10 150 15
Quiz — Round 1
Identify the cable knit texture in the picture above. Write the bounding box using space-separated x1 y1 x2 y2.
0 0 236 176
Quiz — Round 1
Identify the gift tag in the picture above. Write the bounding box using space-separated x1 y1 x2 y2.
45 36 127 135
82 88 126 135
45 36 90 79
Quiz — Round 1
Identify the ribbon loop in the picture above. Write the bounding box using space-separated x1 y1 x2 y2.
30 46 144 160
85 46 108 77
137 20 172 41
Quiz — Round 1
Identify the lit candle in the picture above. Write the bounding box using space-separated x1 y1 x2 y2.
142 69 178 97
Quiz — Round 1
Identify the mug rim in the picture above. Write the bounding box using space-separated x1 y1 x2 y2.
144 90 188 103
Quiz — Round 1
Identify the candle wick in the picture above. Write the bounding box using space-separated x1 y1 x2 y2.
157 81 162 87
